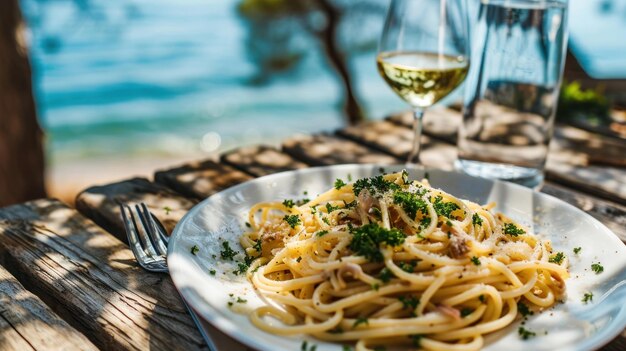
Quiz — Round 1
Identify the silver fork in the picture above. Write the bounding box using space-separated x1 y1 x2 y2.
119 203 217 350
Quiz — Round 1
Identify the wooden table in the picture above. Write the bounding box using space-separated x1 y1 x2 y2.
1 108 625 351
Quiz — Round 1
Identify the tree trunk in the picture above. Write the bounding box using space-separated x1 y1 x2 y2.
0 0 46 207
314 0 366 125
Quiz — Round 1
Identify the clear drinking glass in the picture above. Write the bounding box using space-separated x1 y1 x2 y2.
378 0 470 164
456 0 569 188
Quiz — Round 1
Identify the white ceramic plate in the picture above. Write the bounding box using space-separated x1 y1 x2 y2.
168 164 626 351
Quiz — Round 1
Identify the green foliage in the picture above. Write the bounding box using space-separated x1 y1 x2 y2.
557 81 610 125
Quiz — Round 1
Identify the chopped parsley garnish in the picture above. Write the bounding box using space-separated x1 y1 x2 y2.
548 252 565 264
325 203 340 213
234 262 249 275
400 261 417 273
342 345 352 351
420 217 431 229
371 283 379 291
163 206 172 215
329 326 344 334
245 222 251 228
353 317 369 328
343 200 357 208
433 196 460 218
582 292 593 304
282 199 295 208
348 224 406 262
409 334 423 347
379 267 395 283
470 256 481 266
591 262 604 274
334 178 347 190
472 213 483 225
517 302 534 317
220 242 237 260
322 217 330 225
424 172 430 180
190 245 199 255
283 214 301 228
296 198 310 206
518 327 536 340
236 297 247 303
573 247 582 254
209 269 216 275
352 175 400 196
401 169 409 184
301 340 315 351
316 230 329 237
253 239 262 252
398 295 419 310
296 256 302 263
393 191 428 219
461 308 474 317
503 223 526 236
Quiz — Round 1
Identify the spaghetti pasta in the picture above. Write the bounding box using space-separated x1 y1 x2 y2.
239 171 568 351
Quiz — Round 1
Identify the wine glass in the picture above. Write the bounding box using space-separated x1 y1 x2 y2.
377 0 470 164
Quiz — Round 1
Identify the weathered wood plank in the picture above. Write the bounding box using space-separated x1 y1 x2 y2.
387 107 459 143
0 199 207 351
282 133 399 166
336 120 457 170
75 177 196 242
222 145 308 177
0 265 97 351
155 159 252 200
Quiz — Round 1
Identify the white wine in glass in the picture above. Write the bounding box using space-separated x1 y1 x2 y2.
378 0 470 164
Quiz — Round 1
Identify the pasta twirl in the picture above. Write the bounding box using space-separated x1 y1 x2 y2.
239 171 568 351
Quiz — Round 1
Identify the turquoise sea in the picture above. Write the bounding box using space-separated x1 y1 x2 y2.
20 0 405 164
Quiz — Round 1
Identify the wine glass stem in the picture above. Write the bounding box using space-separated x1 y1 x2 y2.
407 108 425 165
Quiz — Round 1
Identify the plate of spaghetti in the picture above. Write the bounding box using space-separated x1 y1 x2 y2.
168 164 626 351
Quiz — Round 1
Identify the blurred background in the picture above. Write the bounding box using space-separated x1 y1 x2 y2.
1 0 625 205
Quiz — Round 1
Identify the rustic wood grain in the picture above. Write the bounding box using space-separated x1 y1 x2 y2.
0 199 207 351
282 133 399 166
75 177 196 242
155 159 252 200
0 265 97 351
387 107 459 143
222 145 308 177
337 120 457 170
